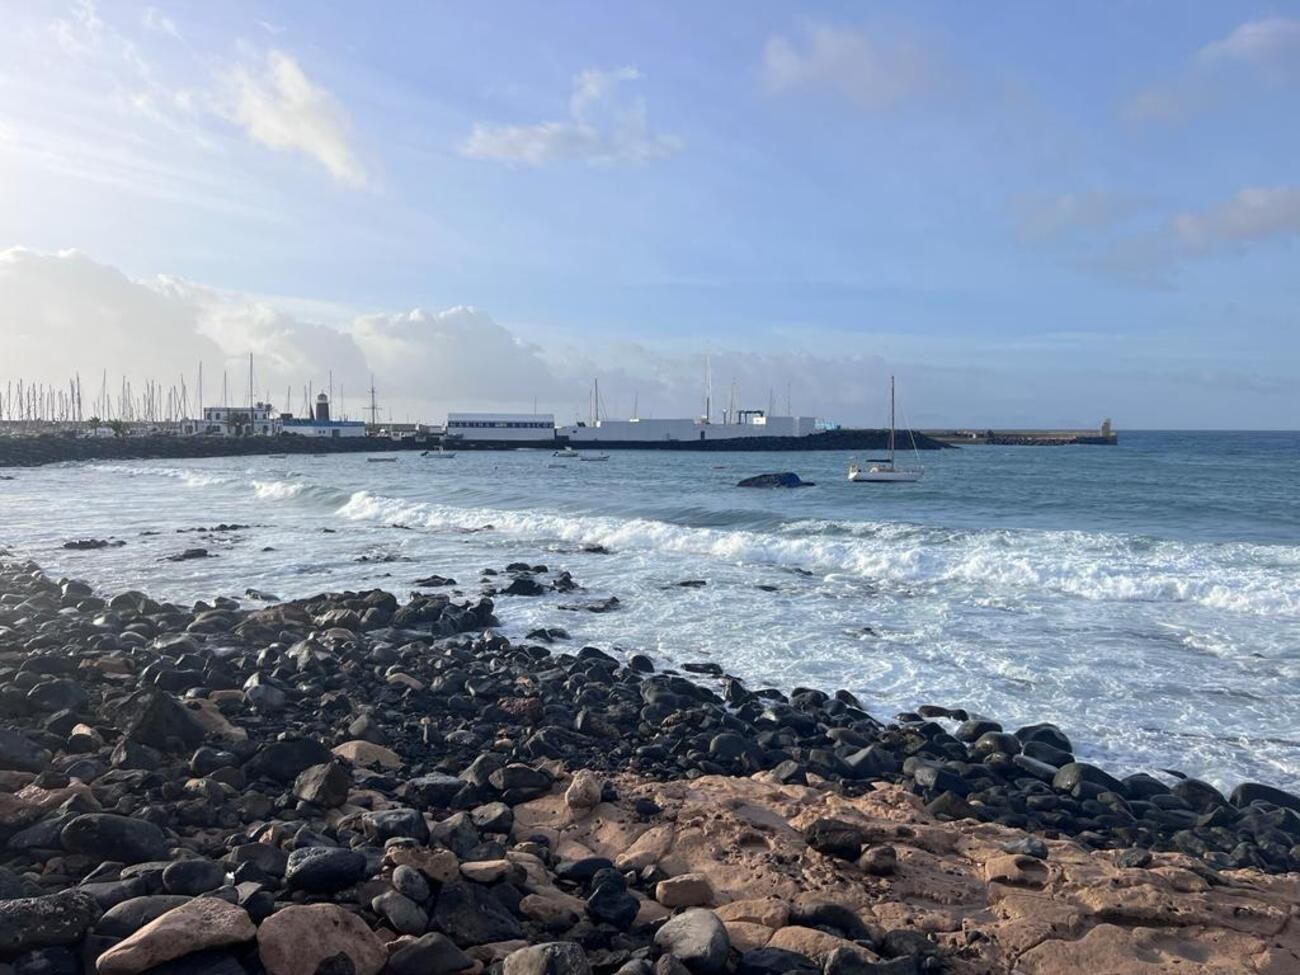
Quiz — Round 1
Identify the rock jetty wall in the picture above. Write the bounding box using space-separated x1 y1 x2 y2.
0 553 1296 975
0 435 426 469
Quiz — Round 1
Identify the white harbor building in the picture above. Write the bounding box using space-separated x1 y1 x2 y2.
198 403 281 437
558 410 818 444
444 413 556 444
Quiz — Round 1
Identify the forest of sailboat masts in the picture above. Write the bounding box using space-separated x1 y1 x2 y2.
0 365 368 434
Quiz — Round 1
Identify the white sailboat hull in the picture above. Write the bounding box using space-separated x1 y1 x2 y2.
848 466 924 483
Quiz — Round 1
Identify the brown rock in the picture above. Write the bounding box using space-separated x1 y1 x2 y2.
655 873 714 908
518 894 579 932
765 927 878 964
257 904 386 975
333 740 401 770
96 898 255 975
565 770 603 811
461 860 524 885
715 899 789 929
724 921 773 953
386 847 460 884
984 854 1049 888
613 824 675 871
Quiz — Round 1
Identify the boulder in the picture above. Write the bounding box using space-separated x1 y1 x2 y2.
60 815 168 864
257 904 386 975
803 818 866 860
284 847 367 893
293 762 351 809
0 890 101 953
245 738 332 783
95 898 255 975
565 770 603 811
736 473 814 488
504 942 591 975
388 933 475 975
432 882 524 947
0 728 53 774
115 690 205 752
653 909 729 975
655 873 714 908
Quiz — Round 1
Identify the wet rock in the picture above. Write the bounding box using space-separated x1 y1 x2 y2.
95 897 255 975
0 889 101 952
654 910 729 975
257 904 386 975
1230 782 1300 814
736 473 814 488
60 815 168 864
503 942 591 975
735 949 819 975
245 738 332 783
488 764 554 803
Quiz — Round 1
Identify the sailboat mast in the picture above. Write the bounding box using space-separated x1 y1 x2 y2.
889 375 896 468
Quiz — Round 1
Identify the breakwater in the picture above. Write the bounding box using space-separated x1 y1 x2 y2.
0 435 428 469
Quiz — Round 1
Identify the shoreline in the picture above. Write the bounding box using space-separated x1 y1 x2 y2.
0 430 952 470
0 551 1298 974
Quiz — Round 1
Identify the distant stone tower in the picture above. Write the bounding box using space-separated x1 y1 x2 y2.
1101 418 1112 437
315 393 331 422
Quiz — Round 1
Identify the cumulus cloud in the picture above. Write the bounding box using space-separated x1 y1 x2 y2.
1172 185 1300 252
460 67 682 166
1198 17 1300 76
1127 17 1300 122
761 22 937 109
224 50 368 187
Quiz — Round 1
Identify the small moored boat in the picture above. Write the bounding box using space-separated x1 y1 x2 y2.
552 446 579 458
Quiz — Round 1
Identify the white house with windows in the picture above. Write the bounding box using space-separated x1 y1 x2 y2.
444 413 556 443
197 403 281 437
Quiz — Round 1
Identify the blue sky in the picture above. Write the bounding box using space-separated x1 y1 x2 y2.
1 2 1298 427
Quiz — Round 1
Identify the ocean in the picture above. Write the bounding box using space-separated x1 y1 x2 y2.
3 431 1298 793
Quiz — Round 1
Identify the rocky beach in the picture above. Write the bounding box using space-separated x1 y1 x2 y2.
0 549 1297 975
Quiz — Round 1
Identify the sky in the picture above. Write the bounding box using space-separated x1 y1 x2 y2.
1 1 1298 428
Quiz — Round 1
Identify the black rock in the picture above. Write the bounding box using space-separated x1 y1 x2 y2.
0 728 51 773
284 847 368 893
803 818 867 861
736 472 814 488
13 946 80 975
653 909 729 975
388 933 474 975
1230 782 1300 814
161 859 227 895
245 737 332 783
585 878 638 929
60 814 168 864
0 890 101 953
362 808 429 845
94 895 191 938
432 882 523 947
293 761 351 809
735 949 819 975
115 689 206 752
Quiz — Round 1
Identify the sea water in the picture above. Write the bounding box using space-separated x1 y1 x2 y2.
3 431 1297 793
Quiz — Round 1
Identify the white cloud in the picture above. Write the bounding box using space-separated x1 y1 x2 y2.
1199 17 1300 75
141 7 180 40
224 50 369 188
1127 17 1300 122
761 22 936 109
1172 185 1300 252
460 67 683 166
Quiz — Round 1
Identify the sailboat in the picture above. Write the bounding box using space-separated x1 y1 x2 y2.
849 376 924 483
421 446 456 459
